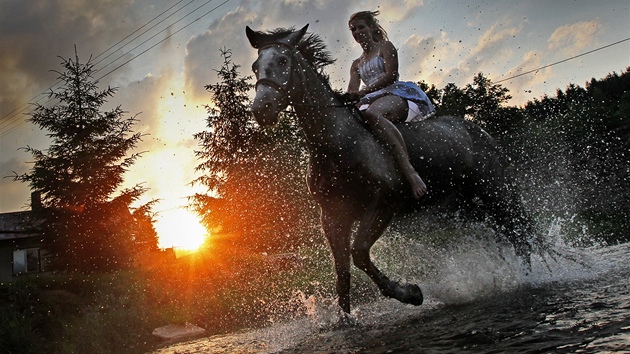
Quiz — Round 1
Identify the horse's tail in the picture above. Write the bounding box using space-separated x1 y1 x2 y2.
463 119 539 263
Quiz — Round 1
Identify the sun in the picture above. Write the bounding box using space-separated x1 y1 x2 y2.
155 208 208 251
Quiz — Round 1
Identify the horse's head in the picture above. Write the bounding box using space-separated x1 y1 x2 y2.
246 25 309 126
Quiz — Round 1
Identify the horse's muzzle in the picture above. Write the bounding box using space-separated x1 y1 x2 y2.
251 100 279 126
252 87 285 125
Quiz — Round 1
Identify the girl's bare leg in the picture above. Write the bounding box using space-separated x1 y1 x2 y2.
364 96 427 199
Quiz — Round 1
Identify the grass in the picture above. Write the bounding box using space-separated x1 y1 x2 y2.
0 240 359 354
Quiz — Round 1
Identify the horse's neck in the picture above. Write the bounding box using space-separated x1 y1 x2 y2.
292 64 368 153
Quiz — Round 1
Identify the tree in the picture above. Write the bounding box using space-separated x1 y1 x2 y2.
463 73 513 133
130 198 161 255
437 82 468 117
417 81 441 109
192 49 258 192
13 50 154 272
191 49 317 252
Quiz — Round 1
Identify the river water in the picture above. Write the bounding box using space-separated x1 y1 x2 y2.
153 223 630 353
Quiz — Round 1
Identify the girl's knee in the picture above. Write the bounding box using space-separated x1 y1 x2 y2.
362 109 381 125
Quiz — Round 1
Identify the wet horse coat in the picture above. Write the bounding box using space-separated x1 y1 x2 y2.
246 25 534 313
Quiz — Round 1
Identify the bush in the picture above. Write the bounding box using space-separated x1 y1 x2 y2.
0 233 355 353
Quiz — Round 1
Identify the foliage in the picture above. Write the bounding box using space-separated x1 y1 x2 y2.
463 73 513 127
0 272 159 354
13 51 158 272
191 48 628 255
191 49 318 252
436 82 467 117
0 239 349 354
515 69 630 162
192 49 258 191
435 73 516 141
427 68 630 244
2 64 629 353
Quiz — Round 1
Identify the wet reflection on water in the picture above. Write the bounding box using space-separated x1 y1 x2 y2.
153 242 630 353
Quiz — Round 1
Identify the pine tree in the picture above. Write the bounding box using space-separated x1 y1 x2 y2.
13 50 155 272
191 49 317 251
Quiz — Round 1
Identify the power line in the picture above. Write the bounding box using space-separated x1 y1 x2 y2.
0 0 197 134
0 0 232 139
0 0 203 137
91 0 193 66
495 37 630 84
1 12 626 137
0 0 192 128
95 0 228 81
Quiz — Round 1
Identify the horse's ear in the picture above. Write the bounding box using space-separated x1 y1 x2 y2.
246 26 262 49
286 24 309 46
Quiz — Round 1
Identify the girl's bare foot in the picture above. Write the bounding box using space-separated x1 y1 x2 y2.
409 172 427 200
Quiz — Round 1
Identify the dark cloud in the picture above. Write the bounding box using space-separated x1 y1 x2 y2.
0 0 140 118
184 0 360 99
184 6 255 100
0 157 32 211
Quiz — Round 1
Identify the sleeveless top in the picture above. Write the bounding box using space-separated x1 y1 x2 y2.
359 54 393 87
357 53 435 121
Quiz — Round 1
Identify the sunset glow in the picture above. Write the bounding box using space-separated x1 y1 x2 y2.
155 208 208 251
126 75 209 249
1 1 628 250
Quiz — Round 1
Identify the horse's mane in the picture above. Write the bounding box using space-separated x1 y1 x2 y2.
265 27 336 82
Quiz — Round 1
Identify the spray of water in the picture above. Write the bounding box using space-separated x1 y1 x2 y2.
154 214 629 353
273 212 621 330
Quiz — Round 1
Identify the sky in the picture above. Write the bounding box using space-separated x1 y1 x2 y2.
1 0 629 248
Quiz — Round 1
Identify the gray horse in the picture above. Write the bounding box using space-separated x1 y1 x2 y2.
246 25 535 314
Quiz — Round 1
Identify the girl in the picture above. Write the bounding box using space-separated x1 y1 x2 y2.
345 10 435 199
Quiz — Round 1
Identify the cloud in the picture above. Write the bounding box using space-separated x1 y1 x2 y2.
400 34 434 83
500 49 554 105
468 21 522 70
183 0 435 97
184 0 360 98
0 157 32 211
114 61 209 210
547 19 602 55
184 5 258 100
0 0 142 118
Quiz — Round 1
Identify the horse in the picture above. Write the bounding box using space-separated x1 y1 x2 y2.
246 25 536 314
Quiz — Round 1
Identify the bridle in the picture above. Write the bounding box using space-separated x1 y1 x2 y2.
254 42 353 109
255 42 298 98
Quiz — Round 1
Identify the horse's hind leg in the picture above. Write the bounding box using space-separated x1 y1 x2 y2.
351 198 423 306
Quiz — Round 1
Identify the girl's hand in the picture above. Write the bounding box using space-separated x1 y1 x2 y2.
341 90 362 102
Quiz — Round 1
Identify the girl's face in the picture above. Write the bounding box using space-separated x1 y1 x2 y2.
349 19 373 45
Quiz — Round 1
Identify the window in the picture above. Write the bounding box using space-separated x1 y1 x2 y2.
13 248 41 275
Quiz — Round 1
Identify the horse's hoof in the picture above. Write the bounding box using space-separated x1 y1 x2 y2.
400 283 423 306
382 283 423 306
332 312 358 329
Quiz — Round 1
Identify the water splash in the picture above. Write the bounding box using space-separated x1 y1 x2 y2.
153 218 629 353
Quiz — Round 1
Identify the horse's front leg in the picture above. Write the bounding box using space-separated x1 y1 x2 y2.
321 207 353 313
352 198 423 306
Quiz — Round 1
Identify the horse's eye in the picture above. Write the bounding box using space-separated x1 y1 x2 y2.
277 56 288 66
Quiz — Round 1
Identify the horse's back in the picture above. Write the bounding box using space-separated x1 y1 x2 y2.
401 115 502 166
398 115 509 205
400 116 478 170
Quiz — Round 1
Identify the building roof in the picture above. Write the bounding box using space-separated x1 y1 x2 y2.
0 211 41 241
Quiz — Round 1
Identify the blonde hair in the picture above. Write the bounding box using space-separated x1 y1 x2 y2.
349 10 388 42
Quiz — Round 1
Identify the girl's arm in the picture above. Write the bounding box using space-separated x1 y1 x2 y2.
347 58 362 92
